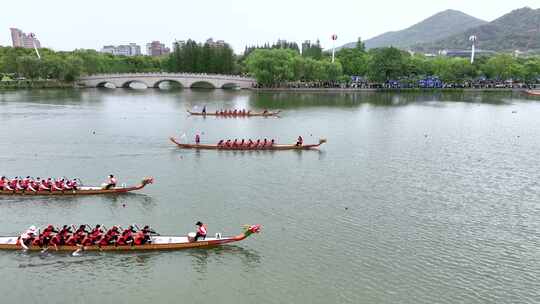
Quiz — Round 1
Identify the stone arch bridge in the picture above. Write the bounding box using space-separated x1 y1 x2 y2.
78 73 256 89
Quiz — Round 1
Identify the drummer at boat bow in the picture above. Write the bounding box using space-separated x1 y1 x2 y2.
296 136 303 146
195 221 207 241
104 174 117 189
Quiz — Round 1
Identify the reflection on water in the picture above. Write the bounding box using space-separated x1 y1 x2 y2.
250 90 519 109
11 244 261 275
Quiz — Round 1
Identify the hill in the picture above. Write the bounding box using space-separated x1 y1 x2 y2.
416 7 540 52
338 9 486 50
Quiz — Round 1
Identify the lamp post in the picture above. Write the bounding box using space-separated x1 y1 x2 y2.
469 35 477 64
331 34 338 63
29 33 41 59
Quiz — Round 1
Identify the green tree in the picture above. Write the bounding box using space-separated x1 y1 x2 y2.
245 49 296 85
16 56 42 79
366 47 408 82
336 48 367 76
483 54 514 80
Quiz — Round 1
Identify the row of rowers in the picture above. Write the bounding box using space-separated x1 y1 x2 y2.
202 107 270 116
0 175 118 191
18 222 208 249
18 224 157 249
195 135 304 147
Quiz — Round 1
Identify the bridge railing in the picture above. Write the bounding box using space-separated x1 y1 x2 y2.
80 72 255 81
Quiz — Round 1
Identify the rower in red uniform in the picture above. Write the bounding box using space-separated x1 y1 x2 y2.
50 225 71 248
67 179 78 190
39 178 50 191
82 224 103 246
195 221 207 241
33 225 57 247
65 225 88 245
0 176 6 191
134 226 152 245
52 179 63 191
27 179 37 192
117 225 136 246
99 226 120 246
9 178 18 191
296 136 303 146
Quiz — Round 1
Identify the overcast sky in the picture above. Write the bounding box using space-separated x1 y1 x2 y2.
1 0 538 53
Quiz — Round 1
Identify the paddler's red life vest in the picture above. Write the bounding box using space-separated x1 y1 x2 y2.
197 225 207 236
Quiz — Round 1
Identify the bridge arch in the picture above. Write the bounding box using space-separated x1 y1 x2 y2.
122 80 149 89
96 81 116 88
153 79 185 89
221 82 241 90
190 81 216 89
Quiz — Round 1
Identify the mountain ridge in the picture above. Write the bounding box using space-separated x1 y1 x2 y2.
338 9 487 50
416 7 540 52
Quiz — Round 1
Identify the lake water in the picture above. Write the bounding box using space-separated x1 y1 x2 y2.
0 89 539 304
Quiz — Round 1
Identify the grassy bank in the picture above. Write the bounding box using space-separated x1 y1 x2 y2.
0 80 75 90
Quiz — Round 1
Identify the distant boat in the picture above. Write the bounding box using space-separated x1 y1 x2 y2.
525 90 540 96
187 109 281 117
170 137 326 151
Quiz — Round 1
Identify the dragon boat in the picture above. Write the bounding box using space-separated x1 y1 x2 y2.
187 110 281 117
0 225 261 251
170 137 326 150
525 90 540 96
0 177 153 196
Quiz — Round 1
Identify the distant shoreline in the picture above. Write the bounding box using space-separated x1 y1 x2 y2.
0 81 531 93
250 88 527 93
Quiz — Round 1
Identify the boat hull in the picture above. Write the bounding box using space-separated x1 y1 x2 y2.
170 137 325 151
0 236 242 251
525 90 540 96
0 187 141 196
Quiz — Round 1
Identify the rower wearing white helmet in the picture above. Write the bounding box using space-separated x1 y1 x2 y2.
19 226 37 250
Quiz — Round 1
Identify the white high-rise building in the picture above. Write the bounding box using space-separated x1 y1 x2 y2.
101 43 141 56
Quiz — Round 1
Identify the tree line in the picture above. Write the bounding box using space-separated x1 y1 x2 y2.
245 38 540 86
0 46 163 81
1 37 539 86
164 39 236 74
